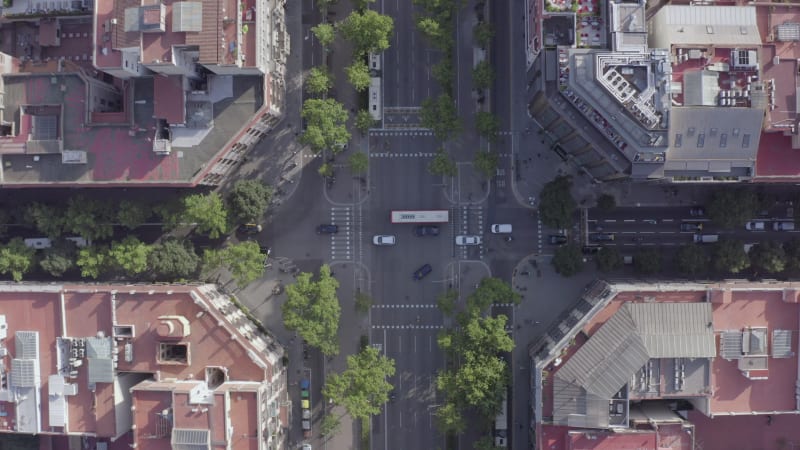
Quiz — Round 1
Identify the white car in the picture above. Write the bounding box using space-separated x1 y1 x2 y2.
490 224 513 234
372 235 396 246
302 445 312 450
745 221 766 231
455 235 482 246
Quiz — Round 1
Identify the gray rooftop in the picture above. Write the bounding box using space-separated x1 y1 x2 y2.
648 5 761 49
552 302 715 427
683 70 720 107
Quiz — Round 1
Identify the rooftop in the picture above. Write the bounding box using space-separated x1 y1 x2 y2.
648 5 762 50
0 283 285 449
0 73 262 185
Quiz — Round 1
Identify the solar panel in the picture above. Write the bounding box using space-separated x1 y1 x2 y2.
15 331 39 360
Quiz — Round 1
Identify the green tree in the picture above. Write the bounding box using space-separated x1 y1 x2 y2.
0 238 35 282
320 414 341 436
435 401 466 434
749 240 786 274
475 111 500 141
300 98 351 154
473 21 494 48
417 17 451 49
437 288 458 316
339 10 395 56
675 244 709 277
713 239 750 274
315 0 335 13
282 264 341 356
116 199 150 229
109 236 152 276
431 58 455 93
467 277 521 315
24 202 65 238
76 245 109 279
474 151 498 179
351 0 376 10
355 291 373 314
354 109 375 135
539 175 576 228
64 196 114 241
206 241 265 287
634 248 662 275
428 148 457 177
475 436 505 450
420 94 461 140
551 244 583 276
183 193 228 239
311 23 335 48
228 179 272 223
345 61 371 92
784 238 800 273
306 66 334 97
323 346 395 420
148 239 199 280
472 60 494 91
348 152 369 174
596 193 616 211
153 198 183 231
39 241 77 277
318 162 335 178
595 247 622 272
707 189 757 229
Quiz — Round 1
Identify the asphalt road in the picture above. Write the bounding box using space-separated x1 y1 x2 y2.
586 206 799 247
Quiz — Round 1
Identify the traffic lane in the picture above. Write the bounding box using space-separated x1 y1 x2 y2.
371 307 444 327
588 206 706 222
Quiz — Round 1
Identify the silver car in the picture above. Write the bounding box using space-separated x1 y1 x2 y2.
455 235 482 246
372 235 396 246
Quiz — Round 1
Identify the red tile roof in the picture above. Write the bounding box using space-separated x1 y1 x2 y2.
153 75 186 124
185 0 223 64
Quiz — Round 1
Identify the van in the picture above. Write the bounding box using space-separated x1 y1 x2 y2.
491 224 512 234
774 221 795 231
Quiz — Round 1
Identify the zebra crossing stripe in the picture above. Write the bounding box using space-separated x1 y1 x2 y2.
370 325 445 329
372 304 437 308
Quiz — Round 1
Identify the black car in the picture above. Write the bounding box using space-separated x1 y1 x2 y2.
238 223 262 234
549 235 568 245
689 206 705 217
582 246 602 255
317 224 339 234
414 225 440 237
413 264 432 280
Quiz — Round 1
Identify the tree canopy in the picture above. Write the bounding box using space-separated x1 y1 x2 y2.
633 248 661 275
116 199 150 229
595 246 622 272
205 241 265 287
109 236 151 276
749 240 786 274
475 111 499 141
713 239 750 274
345 61 371 92
338 10 394 56
311 23 335 48
354 109 375 135
472 60 494 91
474 151 499 179
348 152 369 174
39 241 77 277
0 238 35 282
466 277 521 315
282 264 341 356
300 98 351 154
675 244 709 277
551 243 583 276
538 176 576 228
428 148 457 177
183 193 228 239
305 66 334 97
596 194 616 211
148 239 199 280
228 179 272 223
473 21 494 48
417 17 452 49
64 196 114 241
707 189 757 229
323 346 395 420
24 202 65 238
420 94 461 141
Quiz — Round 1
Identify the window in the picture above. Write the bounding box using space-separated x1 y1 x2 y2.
697 134 705 148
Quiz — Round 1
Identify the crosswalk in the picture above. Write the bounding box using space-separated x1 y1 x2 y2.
370 152 437 158
371 325 444 330
330 206 354 261
455 205 485 259
370 130 434 137
372 304 438 309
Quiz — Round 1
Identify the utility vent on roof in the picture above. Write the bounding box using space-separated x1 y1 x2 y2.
171 428 210 450
777 23 800 42
721 331 743 359
772 330 794 359
15 331 39 360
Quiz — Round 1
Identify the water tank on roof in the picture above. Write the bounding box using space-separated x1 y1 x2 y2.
156 316 191 339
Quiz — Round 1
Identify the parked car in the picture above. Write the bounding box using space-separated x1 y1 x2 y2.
490 224 513 234
238 223 262 234
590 233 615 242
373 235 396 245
689 206 706 217
680 222 703 232
773 221 795 231
317 224 339 234
413 264 432 280
302 445 312 450
693 234 719 244
415 225 440 237
549 235 568 245
455 235 482 246
582 246 602 254
745 221 765 231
